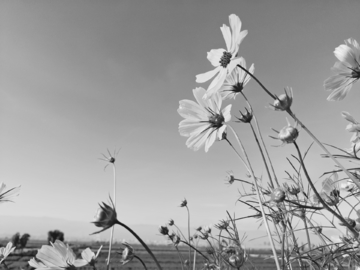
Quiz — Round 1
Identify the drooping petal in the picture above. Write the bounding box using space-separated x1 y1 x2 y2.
326 82 353 101
207 49 226 67
342 111 358 124
196 66 221 83
73 258 88 267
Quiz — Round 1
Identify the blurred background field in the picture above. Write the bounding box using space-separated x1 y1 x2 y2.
1 239 289 270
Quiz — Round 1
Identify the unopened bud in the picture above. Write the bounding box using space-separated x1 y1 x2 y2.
236 108 253 123
159 225 169 235
91 200 117 234
279 126 299 144
272 87 293 111
180 199 187 207
271 188 286 203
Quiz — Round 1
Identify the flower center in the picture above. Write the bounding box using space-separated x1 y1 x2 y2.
209 114 224 128
219 51 232 68
351 67 360 78
231 82 244 93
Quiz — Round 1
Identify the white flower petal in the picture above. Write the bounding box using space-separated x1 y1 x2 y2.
205 130 217 152
220 24 231 52
192 87 209 110
196 66 221 83
342 111 358 124
186 128 212 151
334 44 358 67
178 100 208 120
326 82 353 101
243 63 255 85
217 125 227 140
179 122 208 137
233 30 248 56
207 49 226 67
222 105 232 123
205 68 227 98
229 14 242 53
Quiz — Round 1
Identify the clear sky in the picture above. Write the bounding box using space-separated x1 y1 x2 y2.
1 0 360 242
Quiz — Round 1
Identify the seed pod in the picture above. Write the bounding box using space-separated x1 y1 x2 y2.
271 188 286 203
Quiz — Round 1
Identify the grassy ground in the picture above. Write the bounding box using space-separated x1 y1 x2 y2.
2 240 302 270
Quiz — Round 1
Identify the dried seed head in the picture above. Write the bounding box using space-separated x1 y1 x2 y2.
236 108 253 123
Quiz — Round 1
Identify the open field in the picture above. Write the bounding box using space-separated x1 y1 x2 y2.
1 240 307 270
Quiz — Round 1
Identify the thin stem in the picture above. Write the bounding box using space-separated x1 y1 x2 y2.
115 220 163 270
134 255 148 270
185 205 192 267
2 262 9 270
179 240 210 261
174 245 185 270
227 125 281 270
293 141 359 238
303 217 312 250
237 63 360 190
106 163 117 269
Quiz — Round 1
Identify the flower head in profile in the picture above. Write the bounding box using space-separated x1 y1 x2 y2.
81 246 102 266
324 38 360 101
91 198 118 234
219 58 254 100
119 242 134 266
270 119 299 146
178 87 232 152
342 111 360 154
0 183 21 204
28 240 88 270
225 171 235 185
0 242 15 264
271 87 293 111
179 198 187 207
196 14 248 98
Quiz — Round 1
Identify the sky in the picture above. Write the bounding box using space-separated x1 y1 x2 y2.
1 0 360 244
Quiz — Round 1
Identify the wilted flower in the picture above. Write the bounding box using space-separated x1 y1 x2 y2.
339 218 356 228
215 220 230 230
236 107 253 123
178 87 232 152
0 242 15 264
271 188 286 203
270 119 299 146
81 246 102 266
271 87 293 111
219 58 254 100
196 14 248 98
341 179 356 192
28 240 88 270
0 183 21 204
120 242 134 266
180 198 187 207
324 38 360 101
159 226 169 236
91 199 117 234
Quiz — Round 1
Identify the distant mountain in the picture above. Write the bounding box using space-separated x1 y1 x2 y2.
0 215 340 248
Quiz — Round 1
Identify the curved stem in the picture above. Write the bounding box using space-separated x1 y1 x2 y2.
227 125 281 270
115 220 163 270
174 245 185 270
134 255 148 270
237 63 360 190
293 142 359 238
179 240 210 261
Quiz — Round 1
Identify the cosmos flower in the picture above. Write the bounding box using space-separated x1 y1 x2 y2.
219 57 254 100
0 242 16 264
324 38 360 101
28 240 88 270
270 119 299 146
178 87 232 152
0 183 21 204
196 14 248 98
342 111 360 154
81 246 102 266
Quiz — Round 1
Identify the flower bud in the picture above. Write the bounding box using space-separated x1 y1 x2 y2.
339 218 356 228
272 87 293 111
168 219 174 226
287 185 301 196
236 108 253 123
180 199 187 207
271 188 286 203
159 225 169 235
278 126 299 144
229 254 245 268
293 209 305 219
91 200 117 234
